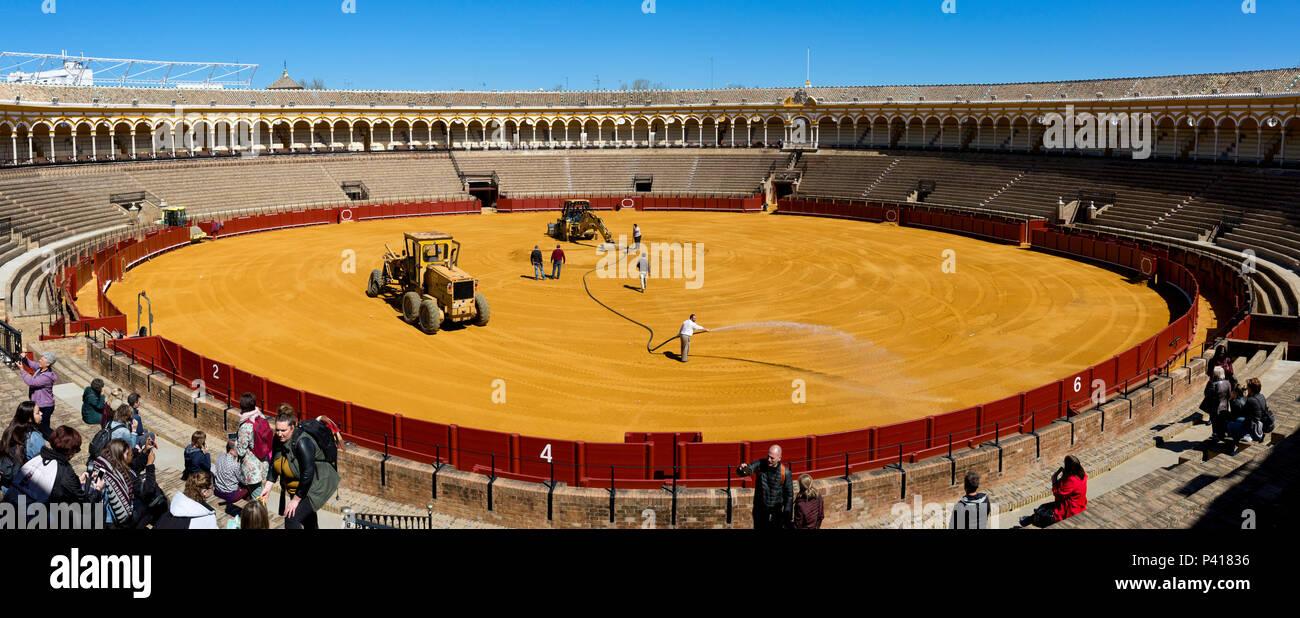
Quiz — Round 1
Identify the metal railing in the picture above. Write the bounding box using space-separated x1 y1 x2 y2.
1 318 21 365
342 506 438 530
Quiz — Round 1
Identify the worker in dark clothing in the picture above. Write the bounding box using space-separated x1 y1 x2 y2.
530 245 544 280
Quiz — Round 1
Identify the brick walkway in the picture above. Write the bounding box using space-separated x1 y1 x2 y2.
1056 369 1300 529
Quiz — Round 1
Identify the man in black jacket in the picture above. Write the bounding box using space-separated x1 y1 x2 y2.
737 445 793 529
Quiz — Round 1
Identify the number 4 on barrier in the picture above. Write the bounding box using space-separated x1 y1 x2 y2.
540 443 552 463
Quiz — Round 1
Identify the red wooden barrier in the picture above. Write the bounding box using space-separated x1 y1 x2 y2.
677 441 746 486
749 436 811 474
347 403 394 451
579 442 653 487
456 427 513 477
199 356 235 404
231 367 266 409
303 391 348 426
396 417 452 465
871 419 927 462
1024 381 1063 424
264 379 305 415
513 435 578 485
979 394 1022 440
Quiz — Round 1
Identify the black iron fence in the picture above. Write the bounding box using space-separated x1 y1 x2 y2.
1 319 21 365
343 506 438 530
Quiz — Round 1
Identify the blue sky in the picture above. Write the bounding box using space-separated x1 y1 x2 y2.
1 0 1296 91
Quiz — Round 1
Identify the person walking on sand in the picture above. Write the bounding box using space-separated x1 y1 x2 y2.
530 245 544 281
636 252 650 293
678 314 708 362
550 244 566 280
632 224 642 252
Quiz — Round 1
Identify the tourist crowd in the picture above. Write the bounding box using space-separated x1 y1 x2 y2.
2 358 339 530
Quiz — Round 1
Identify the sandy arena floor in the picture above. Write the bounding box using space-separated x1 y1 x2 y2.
95 211 1180 442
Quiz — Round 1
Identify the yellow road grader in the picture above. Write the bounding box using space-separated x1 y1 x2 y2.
366 231 490 334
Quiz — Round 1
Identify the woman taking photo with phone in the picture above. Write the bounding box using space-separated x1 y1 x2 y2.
91 437 162 529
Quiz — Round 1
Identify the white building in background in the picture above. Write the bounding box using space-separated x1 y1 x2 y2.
6 59 93 85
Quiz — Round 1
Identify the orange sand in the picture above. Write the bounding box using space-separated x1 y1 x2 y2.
93 211 1179 442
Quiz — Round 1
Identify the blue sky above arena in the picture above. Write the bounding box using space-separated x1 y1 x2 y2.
2 0 1297 91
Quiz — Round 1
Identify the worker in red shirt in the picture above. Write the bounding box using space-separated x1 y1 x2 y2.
550 244 566 280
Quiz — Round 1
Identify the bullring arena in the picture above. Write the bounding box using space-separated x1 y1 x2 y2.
97 210 1178 442
2 66 1298 531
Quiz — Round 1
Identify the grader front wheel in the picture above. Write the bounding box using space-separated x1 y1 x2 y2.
473 292 491 326
418 299 443 334
366 269 384 297
401 291 422 324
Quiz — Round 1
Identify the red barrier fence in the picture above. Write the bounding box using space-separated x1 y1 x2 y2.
497 195 762 213
76 196 1246 488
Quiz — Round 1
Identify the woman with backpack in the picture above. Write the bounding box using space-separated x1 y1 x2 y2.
0 402 45 498
91 438 161 529
268 406 339 530
235 393 271 501
81 378 108 425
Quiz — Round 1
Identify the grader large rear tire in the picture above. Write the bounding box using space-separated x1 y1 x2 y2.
418 299 442 334
366 269 384 297
473 292 491 326
401 291 422 324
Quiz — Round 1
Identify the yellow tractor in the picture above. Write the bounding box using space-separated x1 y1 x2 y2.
548 199 615 244
366 231 490 334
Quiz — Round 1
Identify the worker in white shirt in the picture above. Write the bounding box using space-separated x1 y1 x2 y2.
636 252 651 293
678 314 709 362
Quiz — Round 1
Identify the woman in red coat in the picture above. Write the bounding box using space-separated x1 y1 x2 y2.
1022 455 1088 527
1051 455 1088 521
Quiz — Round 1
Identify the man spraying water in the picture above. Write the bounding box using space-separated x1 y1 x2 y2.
678 314 709 362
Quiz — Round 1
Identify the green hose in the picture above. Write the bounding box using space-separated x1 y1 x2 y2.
579 249 679 353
